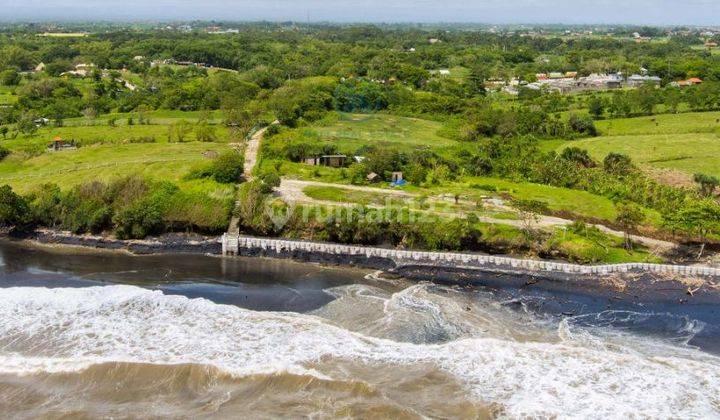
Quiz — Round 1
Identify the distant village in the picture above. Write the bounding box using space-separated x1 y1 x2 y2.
486 71 703 95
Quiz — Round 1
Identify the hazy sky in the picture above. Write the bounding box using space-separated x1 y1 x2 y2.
2 0 719 25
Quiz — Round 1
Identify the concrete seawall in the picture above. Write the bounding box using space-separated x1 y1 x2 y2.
221 233 720 279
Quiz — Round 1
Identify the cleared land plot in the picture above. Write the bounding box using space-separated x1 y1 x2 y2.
3 124 232 155
444 176 662 227
313 113 456 152
566 132 720 178
596 111 720 136
303 184 520 220
64 110 226 126
0 141 233 195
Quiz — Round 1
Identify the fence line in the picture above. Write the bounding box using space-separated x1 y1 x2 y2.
220 234 720 277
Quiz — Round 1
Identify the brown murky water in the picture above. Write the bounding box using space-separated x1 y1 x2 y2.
0 240 719 418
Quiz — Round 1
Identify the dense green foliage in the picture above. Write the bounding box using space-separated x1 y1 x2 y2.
17 177 233 238
186 150 245 183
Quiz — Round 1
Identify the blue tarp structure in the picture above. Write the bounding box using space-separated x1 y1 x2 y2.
390 179 407 187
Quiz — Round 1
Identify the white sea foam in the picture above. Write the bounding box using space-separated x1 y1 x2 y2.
0 285 719 419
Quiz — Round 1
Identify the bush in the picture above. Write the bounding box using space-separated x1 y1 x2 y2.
0 185 31 229
603 153 634 175
112 182 176 239
113 198 165 239
259 172 281 193
560 147 595 168
186 151 245 183
56 182 112 234
693 173 720 197
568 114 597 136
24 177 233 238
0 69 20 86
210 151 245 183
0 145 9 161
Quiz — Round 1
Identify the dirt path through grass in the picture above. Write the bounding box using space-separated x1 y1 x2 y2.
276 179 676 252
243 124 275 180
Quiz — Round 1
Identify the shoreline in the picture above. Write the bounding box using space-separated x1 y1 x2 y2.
6 229 720 304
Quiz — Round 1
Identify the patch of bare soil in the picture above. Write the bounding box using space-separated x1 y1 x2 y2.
646 167 695 189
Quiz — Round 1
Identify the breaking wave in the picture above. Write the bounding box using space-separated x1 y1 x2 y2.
0 285 719 418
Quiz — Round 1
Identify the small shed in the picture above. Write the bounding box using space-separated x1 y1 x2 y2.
303 157 319 166
366 172 379 182
47 137 77 152
391 172 404 182
319 155 347 168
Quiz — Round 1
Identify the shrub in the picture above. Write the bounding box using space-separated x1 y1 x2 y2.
603 153 634 175
186 151 245 183
24 177 233 238
210 151 245 183
568 114 597 136
693 173 719 197
615 202 645 249
112 183 177 239
126 136 156 144
0 185 31 229
0 145 9 161
27 183 62 227
57 182 112 234
0 69 20 86
560 147 595 168
259 172 281 193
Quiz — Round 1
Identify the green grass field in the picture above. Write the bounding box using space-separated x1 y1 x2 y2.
567 132 720 178
448 176 620 219
2 124 232 155
557 111 720 180
64 110 226 126
0 141 232 194
595 111 720 136
313 112 456 152
439 176 663 227
691 45 720 56
0 117 237 204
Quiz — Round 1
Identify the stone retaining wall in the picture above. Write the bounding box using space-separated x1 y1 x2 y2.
221 234 720 278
